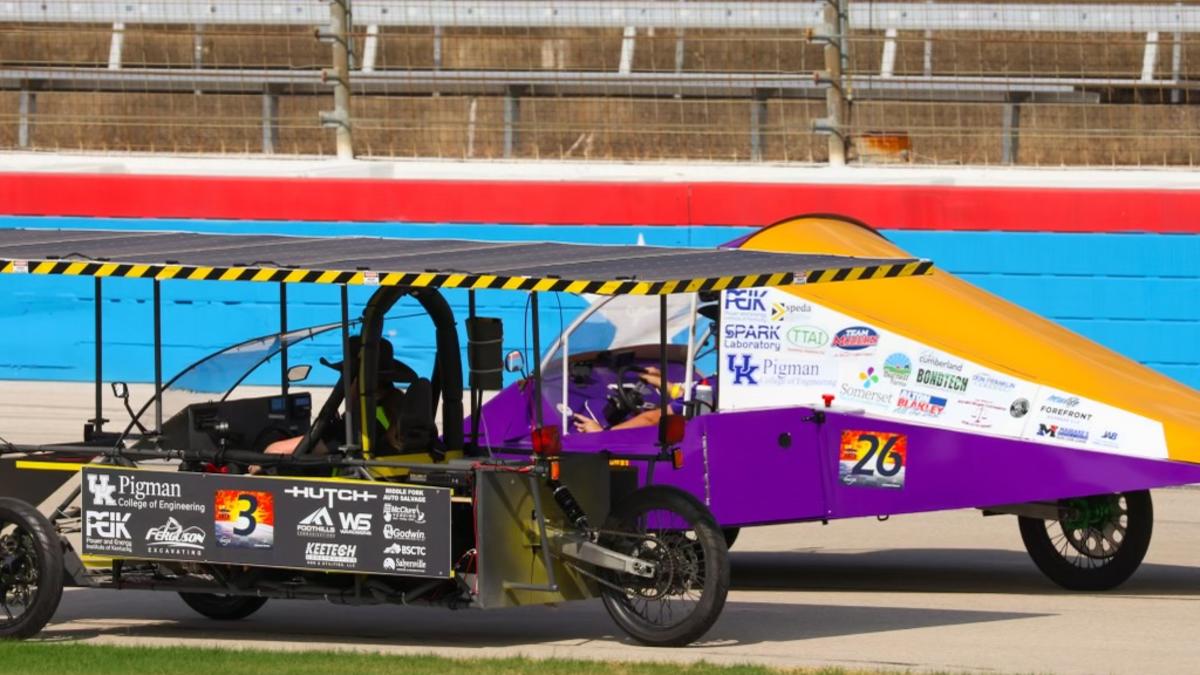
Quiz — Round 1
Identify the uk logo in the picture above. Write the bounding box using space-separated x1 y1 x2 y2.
726 354 760 385
87 474 117 506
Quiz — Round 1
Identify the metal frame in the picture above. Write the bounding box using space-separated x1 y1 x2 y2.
4 2 1199 32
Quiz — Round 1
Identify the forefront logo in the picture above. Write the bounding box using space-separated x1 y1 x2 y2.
285 485 378 509
87 474 117 506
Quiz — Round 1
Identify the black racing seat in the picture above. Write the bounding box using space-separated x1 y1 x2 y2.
397 378 443 460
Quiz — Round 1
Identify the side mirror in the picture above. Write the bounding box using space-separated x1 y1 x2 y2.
503 350 526 374
286 364 312 383
110 381 129 400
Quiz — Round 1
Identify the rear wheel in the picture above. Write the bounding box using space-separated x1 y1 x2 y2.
178 593 268 620
0 497 64 639
1018 490 1152 591
599 486 729 647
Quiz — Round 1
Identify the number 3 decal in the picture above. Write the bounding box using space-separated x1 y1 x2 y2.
233 493 259 536
839 431 907 488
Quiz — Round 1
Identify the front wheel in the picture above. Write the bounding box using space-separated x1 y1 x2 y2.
1018 490 1152 591
599 486 729 647
0 497 64 639
179 593 268 620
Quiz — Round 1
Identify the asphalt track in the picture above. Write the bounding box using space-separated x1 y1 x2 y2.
5 383 1200 673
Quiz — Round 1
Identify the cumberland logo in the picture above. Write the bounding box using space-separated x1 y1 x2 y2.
145 517 206 552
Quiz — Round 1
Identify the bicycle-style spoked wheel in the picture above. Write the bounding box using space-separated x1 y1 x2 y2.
599 486 728 647
0 498 64 638
1018 490 1152 591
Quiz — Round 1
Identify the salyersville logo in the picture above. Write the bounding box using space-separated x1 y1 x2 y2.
726 354 760 385
297 506 336 538
85 511 131 539
882 353 912 384
915 368 969 393
145 517 205 553
87 473 180 507
786 326 828 351
284 485 378 509
383 524 426 541
383 503 426 524
1037 424 1089 443
832 326 879 351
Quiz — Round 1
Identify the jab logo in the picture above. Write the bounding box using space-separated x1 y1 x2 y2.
726 354 760 385
724 289 768 313
87 474 117 506
1102 431 1119 441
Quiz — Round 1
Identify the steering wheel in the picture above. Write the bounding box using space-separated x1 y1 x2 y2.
609 365 649 418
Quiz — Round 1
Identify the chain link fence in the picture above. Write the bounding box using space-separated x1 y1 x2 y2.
1 1 1196 166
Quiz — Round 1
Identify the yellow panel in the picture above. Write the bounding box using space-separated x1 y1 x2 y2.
743 216 1200 463
15 460 83 472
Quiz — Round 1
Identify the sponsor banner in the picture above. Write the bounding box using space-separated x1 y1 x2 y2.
81 467 451 578
718 287 1168 460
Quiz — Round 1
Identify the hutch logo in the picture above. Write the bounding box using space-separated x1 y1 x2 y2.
832 326 879 351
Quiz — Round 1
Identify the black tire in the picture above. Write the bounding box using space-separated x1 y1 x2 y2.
722 528 740 550
178 593 268 620
1018 490 1152 591
0 497 64 639
599 486 729 647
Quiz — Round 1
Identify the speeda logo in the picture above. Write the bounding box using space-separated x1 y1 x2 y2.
832 326 879 351
725 354 760 385
786 326 828 351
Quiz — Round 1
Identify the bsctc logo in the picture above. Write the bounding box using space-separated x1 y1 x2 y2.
726 354 760 385
724 289 767 313
87 474 117 506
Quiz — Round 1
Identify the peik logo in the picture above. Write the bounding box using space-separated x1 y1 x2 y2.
724 289 768 313
85 511 130 539
725 354 760 385
87 474 117 506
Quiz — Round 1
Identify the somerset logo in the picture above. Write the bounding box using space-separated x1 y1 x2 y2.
87 474 117 506
145 517 206 551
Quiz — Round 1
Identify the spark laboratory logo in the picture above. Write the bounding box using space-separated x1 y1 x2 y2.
723 323 781 352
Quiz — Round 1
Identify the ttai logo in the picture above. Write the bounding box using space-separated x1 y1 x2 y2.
724 289 767 313
87 473 117 506
285 485 378 509
726 354 760 385
85 511 130 539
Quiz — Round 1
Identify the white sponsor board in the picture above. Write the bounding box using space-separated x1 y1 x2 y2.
718 287 1168 459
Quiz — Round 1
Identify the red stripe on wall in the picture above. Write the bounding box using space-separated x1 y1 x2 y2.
2 172 1198 232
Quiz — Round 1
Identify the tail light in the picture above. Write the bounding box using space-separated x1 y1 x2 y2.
532 425 562 457
663 415 686 445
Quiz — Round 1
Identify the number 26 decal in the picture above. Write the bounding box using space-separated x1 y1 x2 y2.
839 431 907 489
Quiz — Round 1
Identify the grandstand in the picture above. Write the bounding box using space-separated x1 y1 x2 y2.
1 1 1197 165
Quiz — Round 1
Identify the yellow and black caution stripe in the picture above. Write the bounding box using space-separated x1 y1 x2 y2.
0 258 932 295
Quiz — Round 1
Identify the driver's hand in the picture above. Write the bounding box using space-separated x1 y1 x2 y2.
572 413 603 433
638 366 663 389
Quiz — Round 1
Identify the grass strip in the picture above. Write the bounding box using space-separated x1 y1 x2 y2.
0 642 878 675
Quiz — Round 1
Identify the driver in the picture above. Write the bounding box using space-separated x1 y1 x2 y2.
259 338 407 462
572 366 680 432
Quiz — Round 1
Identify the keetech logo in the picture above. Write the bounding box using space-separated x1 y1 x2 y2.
832 326 879 351
284 485 378 509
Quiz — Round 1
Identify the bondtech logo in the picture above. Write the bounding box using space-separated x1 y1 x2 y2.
285 485 378 509
87 474 117 506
